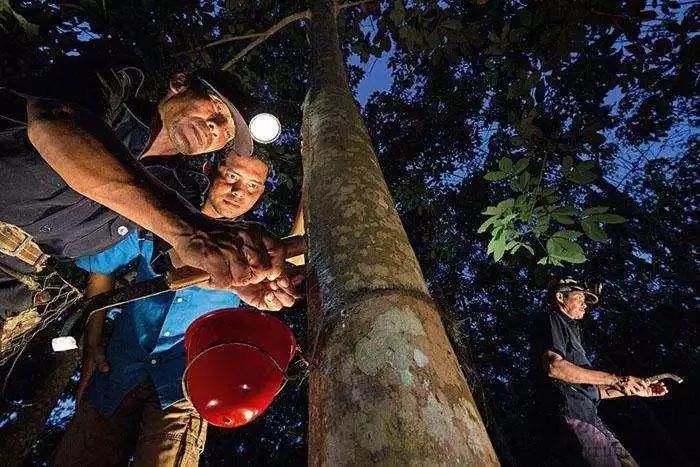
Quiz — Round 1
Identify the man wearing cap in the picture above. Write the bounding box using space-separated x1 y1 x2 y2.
533 278 670 466
53 149 301 466
0 57 294 320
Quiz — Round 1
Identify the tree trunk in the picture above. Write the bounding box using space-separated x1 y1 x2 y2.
302 1 498 465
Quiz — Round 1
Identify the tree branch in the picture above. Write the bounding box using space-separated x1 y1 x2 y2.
221 10 311 71
338 1 373 11
175 32 265 57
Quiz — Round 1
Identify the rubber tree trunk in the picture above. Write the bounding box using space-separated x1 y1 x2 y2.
301 1 499 464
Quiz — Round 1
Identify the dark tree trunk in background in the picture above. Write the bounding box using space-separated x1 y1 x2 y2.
301 0 498 464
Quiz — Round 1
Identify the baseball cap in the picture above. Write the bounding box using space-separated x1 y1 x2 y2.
191 73 254 157
550 277 599 304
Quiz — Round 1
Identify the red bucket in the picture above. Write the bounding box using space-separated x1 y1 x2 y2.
183 308 297 428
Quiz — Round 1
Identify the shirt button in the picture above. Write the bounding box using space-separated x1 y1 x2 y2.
150 359 157 365
117 225 129 236
164 331 171 337
176 298 184 303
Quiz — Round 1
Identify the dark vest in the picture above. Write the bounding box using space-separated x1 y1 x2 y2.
0 66 150 258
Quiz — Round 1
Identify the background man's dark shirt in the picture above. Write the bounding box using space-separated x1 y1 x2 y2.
533 308 601 424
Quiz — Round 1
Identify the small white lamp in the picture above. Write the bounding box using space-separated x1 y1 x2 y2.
249 113 282 144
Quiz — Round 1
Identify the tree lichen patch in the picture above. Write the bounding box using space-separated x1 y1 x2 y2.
413 348 429 368
354 307 426 386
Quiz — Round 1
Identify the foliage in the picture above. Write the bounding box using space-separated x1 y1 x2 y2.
479 155 626 265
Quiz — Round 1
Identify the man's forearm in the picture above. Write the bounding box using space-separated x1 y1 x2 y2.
545 352 619 385
26 100 194 247
84 273 113 348
598 385 626 399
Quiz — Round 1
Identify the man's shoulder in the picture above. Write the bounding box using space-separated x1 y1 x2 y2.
4 57 147 119
534 308 561 331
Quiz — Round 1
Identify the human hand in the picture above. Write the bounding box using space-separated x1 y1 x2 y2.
636 381 669 397
616 376 649 396
262 235 306 281
77 344 109 400
174 223 287 288
233 272 305 312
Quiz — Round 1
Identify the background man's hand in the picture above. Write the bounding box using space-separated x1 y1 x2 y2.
616 376 649 396
77 344 109 400
636 381 669 397
233 273 304 311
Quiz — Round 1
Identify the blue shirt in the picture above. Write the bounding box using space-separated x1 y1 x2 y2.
75 230 240 416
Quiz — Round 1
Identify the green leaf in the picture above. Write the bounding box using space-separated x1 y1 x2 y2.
551 206 576 216
551 230 583 240
513 157 530 174
497 198 515 210
568 171 597 184
483 200 513 216
484 171 507 181
583 206 610 215
518 171 531 189
533 215 551 236
578 160 595 171
506 240 521 250
581 221 608 242
546 236 587 263
488 231 507 261
562 156 574 171
498 157 513 172
596 214 627 224
493 242 507 261
515 243 535 255
537 257 548 265
477 217 497 233
552 214 575 225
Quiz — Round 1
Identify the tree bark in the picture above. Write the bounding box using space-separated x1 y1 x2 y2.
302 1 499 465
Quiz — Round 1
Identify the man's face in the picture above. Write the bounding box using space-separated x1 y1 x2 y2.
557 291 587 320
160 88 236 155
203 154 268 220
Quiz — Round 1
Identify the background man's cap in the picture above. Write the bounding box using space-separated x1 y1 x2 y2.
191 73 254 157
550 277 599 304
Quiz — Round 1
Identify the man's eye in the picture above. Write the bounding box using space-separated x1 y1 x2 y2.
248 183 259 190
226 173 238 182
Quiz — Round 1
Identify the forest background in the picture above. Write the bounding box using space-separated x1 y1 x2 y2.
0 0 697 465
